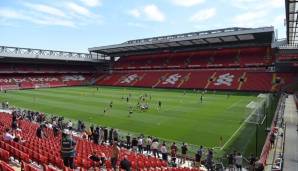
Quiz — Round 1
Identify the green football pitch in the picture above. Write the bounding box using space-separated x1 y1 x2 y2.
0 86 257 149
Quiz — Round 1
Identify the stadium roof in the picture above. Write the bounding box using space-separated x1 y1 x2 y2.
89 27 274 56
286 0 298 45
0 45 105 62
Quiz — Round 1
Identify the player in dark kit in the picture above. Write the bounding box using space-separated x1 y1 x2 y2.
126 97 129 103
110 101 113 108
200 95 203 103
128 106 133 117
158 101 162 109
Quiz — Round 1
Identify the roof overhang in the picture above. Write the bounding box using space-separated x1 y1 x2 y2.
286 0 298 45
89 27 274 56
0 46 106 63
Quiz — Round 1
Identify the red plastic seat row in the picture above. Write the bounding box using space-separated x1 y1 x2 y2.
96 70 297 92
113 47 273 70
22 161 38 171
0 161 14 171
0 141 30 163
1 139 63 168
24 143 60 157
0 148 10 162
0 74 91 90
43 164 59 171
75 157 92 169
0 112 173 170
9 140 59 163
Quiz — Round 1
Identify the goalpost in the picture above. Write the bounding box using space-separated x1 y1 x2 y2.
245 97 265 124
220 94 274 158
244 94 273 155
245 94 273 126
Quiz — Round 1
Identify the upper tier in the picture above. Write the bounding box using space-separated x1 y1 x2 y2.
0 63 97 74
114 47 274 70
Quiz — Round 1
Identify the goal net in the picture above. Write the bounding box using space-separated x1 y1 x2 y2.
245 94 270 125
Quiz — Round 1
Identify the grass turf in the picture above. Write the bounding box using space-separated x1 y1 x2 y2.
0 86 257 149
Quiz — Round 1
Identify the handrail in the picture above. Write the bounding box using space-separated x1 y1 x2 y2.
270 102 285 170
258 94 284 165
281 122 286 171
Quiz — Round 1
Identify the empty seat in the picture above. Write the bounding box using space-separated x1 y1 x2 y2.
22 161 39 171
0 148 10 162
0 161 15 171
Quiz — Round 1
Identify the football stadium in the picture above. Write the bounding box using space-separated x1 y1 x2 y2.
0 0 297 170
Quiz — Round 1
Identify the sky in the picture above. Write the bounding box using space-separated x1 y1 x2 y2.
0 0 286 53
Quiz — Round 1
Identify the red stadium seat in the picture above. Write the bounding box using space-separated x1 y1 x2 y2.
131 160 137 169
0 161 15 171
105 160 112 169
22 161 38 171
43 164 58 171
0 148 10 162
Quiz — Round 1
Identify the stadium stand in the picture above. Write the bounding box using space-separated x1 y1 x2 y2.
0 160 15 171
0 112 203 171
113 47 274 70
0 17 297 170
94 42 296 93
0 28 294 93
0 63 97 74
96 69 296 92
0 74 92 90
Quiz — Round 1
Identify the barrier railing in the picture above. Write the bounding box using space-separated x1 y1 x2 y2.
258 94 285 165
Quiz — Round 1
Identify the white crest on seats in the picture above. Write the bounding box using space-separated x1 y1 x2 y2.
63 75 85 81
120 74 138 84
214 73 234 86
162 74 181 85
